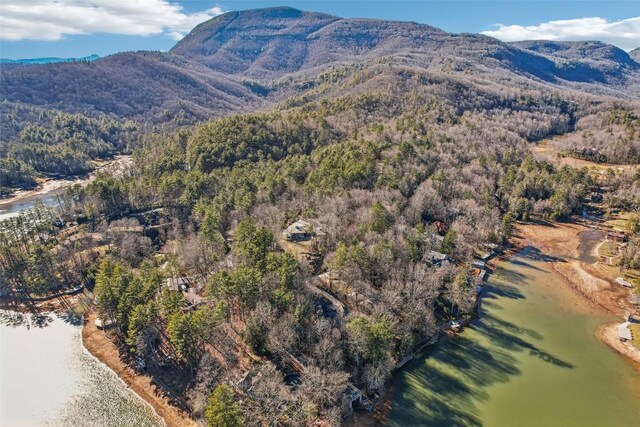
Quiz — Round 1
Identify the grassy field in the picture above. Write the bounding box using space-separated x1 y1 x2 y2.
533 138 637 173
604 212 634 233
533 140 639 173
630 323 640 351
597 240 620 258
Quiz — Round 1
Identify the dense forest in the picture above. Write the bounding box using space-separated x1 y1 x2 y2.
4 71 638 425
0 103 138 193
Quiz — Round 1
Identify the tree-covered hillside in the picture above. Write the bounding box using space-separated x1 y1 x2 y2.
4 68 635 425
0 103 138 193
1 7 639 426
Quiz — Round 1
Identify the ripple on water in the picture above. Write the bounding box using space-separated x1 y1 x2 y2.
1 311 165 427
46 330 165 427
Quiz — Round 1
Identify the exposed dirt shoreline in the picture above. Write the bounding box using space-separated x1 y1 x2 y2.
82 310 198 427
597 323 640 371
0 155 132 208
0 179 78 207
511 220 640 370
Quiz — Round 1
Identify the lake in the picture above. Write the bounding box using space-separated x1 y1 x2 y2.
0 310 165 427
0 156 132 222
0 189 64 221
389 246 640 426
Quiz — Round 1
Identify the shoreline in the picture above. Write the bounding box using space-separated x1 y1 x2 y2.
511 220 640 369
79 324 168 427
6 216 637 426
364 252 500 426
597 323 640 371
0 155 132 208
0 178 78 207
81 310 198 427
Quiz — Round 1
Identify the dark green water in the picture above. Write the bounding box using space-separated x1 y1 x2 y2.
389 247 640 427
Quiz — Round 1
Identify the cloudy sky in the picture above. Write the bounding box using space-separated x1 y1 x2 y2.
1 1 638 59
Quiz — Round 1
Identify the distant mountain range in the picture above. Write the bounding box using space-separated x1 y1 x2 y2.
0 7 638 126
0 54 100 65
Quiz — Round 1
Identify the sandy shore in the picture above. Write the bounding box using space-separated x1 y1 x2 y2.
512 220 640 368
598 323 640 371
0 178 78 207
82 311 198 427
0 155 132 208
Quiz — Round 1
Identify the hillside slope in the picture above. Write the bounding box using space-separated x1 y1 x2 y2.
1 7 639 127
0 51 265 124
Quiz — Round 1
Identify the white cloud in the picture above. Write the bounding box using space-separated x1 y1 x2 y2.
0 0 225 41
482 17 640 51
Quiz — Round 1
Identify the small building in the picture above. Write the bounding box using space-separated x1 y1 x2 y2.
472 260 486 270
95 317 116 330
479 251 493 261
283 219 314 242
618 322 632 342
165 277 190 292
607 231 628 243
615 277 633 288
478 270 487 282
427 250 449 265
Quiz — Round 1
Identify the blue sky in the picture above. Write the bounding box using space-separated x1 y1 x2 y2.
1 1 639 59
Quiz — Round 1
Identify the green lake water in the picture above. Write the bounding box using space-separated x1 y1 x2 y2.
389 246 640 427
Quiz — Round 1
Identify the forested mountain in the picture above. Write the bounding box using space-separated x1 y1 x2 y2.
1 7 639 125
1 6 638 188
1 6 638 196
0 52 265 123
2 7 639 426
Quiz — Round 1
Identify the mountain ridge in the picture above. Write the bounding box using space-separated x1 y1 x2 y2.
0 54 100 64
0 7 638 127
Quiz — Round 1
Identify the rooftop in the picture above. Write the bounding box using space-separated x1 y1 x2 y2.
284 219 313 235
618 322 632 340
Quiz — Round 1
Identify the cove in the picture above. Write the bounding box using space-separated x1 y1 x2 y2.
388 246 640 426
0 310 164 427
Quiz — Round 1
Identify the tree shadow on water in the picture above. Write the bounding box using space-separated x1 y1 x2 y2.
0 309 53 329
518 246 565 264
492 267 530 288
390 359 484 427
474 315 573 369
389 289 573 426
482 284 525 302
388 331 525 427
510 258 545 272
480 313 542 341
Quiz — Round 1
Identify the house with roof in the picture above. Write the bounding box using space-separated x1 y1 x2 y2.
283 219 322 242
615 277 633 288
607 231 628 243
472 260 487 270
618 322 632 342
427 250 449 265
